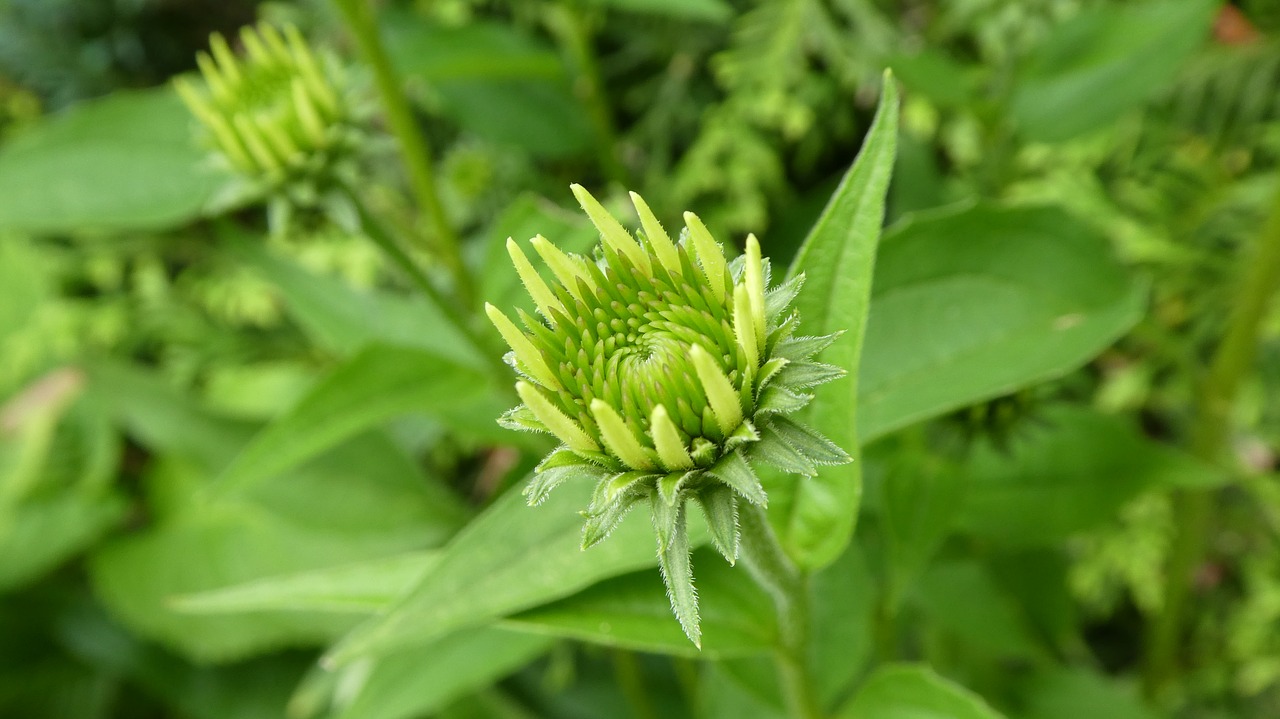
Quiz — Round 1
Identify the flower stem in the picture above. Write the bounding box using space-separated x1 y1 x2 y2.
339 183 504 380
739 503 824 719
332 0 474 306
1144 183 1280 696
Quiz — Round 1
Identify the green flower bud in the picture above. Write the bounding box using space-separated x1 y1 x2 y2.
175 22 360 211
489 185 850 646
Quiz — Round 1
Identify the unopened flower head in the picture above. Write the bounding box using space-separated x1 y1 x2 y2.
175 22 359 201
488 185 850 646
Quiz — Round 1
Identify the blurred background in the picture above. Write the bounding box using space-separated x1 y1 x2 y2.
2 0 1280 718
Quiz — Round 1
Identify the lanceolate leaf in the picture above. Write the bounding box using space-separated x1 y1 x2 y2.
776 71 898 570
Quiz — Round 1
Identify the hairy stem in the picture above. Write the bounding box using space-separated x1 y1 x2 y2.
332 0 474 306
739 503 824 719
1144 185 1280 695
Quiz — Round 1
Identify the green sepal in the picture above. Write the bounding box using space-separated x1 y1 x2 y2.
723 419 760 453
659 471 694 506
756 357 790 392
769 415 852 465
774 332 841 363
690 437 718 466
590 471 654 513
756 384 813 415
525 460 609 506
707 450 768 507
775 360 845 388
765 274 804 319
581 485 647 549
498 405 546 433
752 423 818 477
654 502 701 648
696 485 739 565
766 313 801 353
651 489 681 551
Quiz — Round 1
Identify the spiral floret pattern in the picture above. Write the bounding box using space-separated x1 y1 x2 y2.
175 22 361 210
488 185 850 646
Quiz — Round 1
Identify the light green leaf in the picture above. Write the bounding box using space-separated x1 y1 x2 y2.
239 242 483 365
173 550 439 615
1010 0 1217 142
0 87 227 233
211 344 489 497
323 477 708 665
1019 669 1158 719
955 406 1222 547
0 494 126 592
838 664 1006 719
505 550 774 658
0 237 49 343
775 71 898 570
324 629 552 719
859 204 1144 442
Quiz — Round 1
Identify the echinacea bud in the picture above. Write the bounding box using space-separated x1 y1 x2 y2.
175 22 360 211
490 185 850 646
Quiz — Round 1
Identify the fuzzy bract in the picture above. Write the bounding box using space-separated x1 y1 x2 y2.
489 185 850 646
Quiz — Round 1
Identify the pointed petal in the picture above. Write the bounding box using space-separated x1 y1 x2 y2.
486 304 560 388
653 503 701 648
690 344 743 436
650 405 694 471
507 238 563 322
630 191 680 273
683 212 726 303
744 234 767 352
571 184 651 275
530 235 596 302
733 284 759 370
591 399 656 471
516 381 598 453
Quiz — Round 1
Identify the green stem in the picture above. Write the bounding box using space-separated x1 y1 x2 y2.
545 1 628 185
739 504 824 719
339 183 504 380
332 0 474 306
1144 184 1280 696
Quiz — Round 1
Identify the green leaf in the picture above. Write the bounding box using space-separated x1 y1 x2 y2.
859 205 1144 442
956 406 1223 547
506 550 774 658
0 237 49 344
323 477 708 666
837 664 1006 719
0 494 126 592
590 0 733 22
775 70 898 570
173 550 439 615
0 87 226 233
1010 0 1217 142
239 242 483 365
211 344 489 497
321 629 553 719
1018 669 1159 719
910 561 1044 661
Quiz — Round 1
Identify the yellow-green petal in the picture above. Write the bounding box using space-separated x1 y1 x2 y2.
517 381 599 453
485 304 560 389
690 344 742 435
684 212 726 303
591 399 656 471
530 235 597 302
744 233 766 351
507 238 563 322
650 405 694 471
630 191 680 274
572 184 652 275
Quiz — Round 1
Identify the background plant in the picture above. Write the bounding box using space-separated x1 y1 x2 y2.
1 1 1278 719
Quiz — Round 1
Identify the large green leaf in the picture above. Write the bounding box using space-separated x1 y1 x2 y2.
910 561 1044 661
859 204 1144 442
838 664 1006 719
211 344 488 498
955 406 1222 547
0 494 125 592
324 629 553 719
1010 0 1217 142
506 550 774 658
0 88 226 233
323 477 707 665
773 71 898 570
